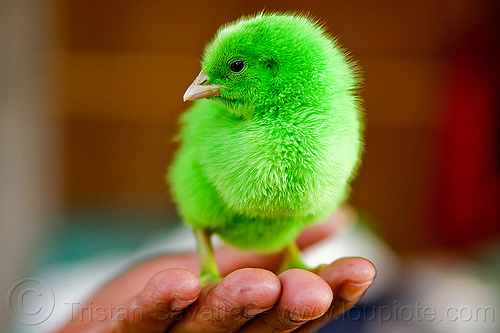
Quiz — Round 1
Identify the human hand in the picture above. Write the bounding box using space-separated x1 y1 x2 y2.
56 207 376 333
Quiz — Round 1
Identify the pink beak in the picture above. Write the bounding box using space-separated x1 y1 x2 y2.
183 71 227 101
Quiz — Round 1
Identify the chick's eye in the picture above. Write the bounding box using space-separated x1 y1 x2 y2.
230 60 245 73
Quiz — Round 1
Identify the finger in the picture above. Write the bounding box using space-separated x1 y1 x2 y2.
296 205 354 249
110 268 201 333
170 268 281 333
240 269 333 333
216 206 353 275
296 257 376 332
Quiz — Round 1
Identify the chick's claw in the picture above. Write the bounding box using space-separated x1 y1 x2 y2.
199 272 222 287
311 263 329 274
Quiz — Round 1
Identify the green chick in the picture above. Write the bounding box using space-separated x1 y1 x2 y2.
169 12 363 286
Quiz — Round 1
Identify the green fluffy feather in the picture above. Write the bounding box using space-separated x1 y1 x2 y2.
169 12 363 253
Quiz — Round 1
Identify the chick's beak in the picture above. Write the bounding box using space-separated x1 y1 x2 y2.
183 71 226 101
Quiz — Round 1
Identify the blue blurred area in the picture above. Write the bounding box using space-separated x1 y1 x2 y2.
31 214 169 272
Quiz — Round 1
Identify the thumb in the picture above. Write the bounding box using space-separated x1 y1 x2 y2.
296 205 354 249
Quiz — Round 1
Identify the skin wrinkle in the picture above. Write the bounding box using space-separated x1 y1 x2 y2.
199 288 254 330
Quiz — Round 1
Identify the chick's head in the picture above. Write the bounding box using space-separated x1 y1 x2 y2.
183 13 357 119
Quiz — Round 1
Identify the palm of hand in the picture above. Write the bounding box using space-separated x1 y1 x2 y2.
56 209 376 333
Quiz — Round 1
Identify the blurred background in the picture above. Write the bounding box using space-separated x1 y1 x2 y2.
1 0 499 332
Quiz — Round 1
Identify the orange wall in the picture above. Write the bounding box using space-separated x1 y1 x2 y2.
57 0 493 252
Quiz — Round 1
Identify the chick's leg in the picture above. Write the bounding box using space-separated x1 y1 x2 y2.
278 242 310 272
279 242 329 274
194 229 222 286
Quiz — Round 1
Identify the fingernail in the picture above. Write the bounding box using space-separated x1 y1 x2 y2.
339 280 373 301
169 296 198 311
244 305 267 317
